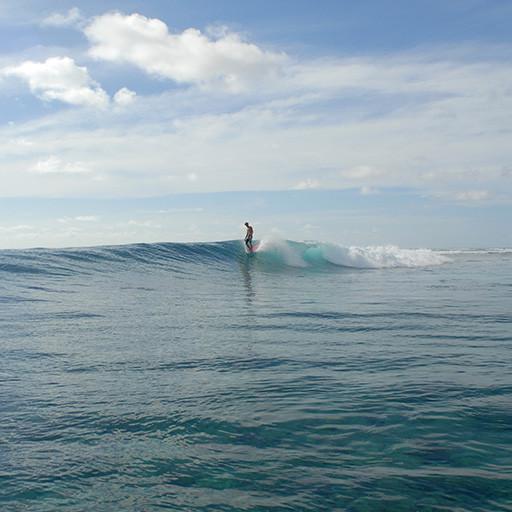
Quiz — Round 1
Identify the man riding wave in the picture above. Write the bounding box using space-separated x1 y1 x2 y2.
244 222 254 251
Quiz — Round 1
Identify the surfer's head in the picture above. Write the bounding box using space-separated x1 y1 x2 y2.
244 222 249 227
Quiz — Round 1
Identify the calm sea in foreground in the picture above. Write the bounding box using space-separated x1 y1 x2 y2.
1 240 511 511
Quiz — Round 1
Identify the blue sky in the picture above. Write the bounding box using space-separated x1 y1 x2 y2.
0 0 511 248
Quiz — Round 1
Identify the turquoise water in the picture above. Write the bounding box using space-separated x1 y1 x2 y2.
1 240 511 511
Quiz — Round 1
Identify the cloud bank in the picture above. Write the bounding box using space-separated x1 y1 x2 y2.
0 10 510 205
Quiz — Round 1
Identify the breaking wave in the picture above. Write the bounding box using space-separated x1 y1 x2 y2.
0 239 450 277
256 238 449 268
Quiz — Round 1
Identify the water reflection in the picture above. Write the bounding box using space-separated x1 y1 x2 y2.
240 257 255 306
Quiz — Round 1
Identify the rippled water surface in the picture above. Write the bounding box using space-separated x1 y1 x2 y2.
1 241 511 511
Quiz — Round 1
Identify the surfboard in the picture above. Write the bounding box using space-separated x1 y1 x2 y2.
245 241 259 254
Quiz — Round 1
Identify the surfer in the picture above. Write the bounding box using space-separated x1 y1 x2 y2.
244 222 254 251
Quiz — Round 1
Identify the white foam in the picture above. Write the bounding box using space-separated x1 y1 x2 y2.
319 244 450 268
437 248 512 255
256 238 449 268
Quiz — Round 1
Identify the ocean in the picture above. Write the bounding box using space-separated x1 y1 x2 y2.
1 239 511 511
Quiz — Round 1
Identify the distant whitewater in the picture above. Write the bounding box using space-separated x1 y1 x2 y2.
0 239 449 276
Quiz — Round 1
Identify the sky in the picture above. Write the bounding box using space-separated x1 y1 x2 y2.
0 0 511 249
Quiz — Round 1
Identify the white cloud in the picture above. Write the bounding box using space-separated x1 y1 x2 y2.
8 137 33 148
360 186 379 195
75 215 99 222
156 208 204 213
454 190 491 201
288 53 512 98
127 219 162 228
3 57 109 108
58 216 99 223
342 166 384 180
84 12 286 91
0 224 33 233
113 87 136 106
41 7 82 27
0 41 511 202
30 156 91 175
293 179 320 190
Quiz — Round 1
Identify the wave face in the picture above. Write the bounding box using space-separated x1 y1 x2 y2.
0 239 449 276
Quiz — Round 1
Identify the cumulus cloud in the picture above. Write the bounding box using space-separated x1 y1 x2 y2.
113 87 136 106
3 57 109 108
84 12 286 91
30 156 91 175
41 7 83 27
